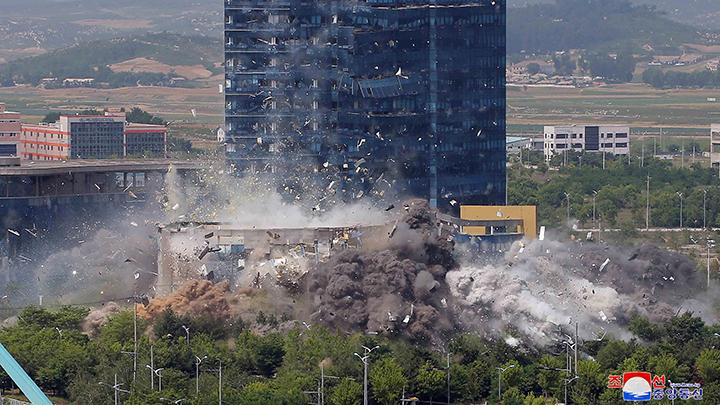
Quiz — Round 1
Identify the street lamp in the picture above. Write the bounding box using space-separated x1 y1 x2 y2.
181 325 190 345
676 192 684 229
160 398 185 404
354 345 380 405
496 364 516 399
195 355 207 395
155 368 164 391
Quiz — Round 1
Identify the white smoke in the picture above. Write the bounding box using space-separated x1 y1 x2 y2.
447 238 716 346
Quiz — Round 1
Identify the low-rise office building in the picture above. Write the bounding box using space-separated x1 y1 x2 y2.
21 113 167 161
543 125 630 160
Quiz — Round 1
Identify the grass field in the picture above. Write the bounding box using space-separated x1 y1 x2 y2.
0 82 718 151
508 83 720 137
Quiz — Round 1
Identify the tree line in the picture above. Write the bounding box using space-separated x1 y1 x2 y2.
642 68 720 89
509 151 720 230
0 305 718 404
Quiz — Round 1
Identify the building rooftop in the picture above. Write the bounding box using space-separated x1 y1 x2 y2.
507 136 531 144
0 159 207 176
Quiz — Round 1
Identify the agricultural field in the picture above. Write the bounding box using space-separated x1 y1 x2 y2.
508 83 720 138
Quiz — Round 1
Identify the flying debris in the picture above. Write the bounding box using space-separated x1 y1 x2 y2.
599 258 610 272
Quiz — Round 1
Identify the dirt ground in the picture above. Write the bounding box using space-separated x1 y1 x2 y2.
110 57 213 80
72 19 155 29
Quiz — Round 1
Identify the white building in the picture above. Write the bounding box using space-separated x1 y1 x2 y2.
711 124 720 169
0 103 21 156
543 124 630 160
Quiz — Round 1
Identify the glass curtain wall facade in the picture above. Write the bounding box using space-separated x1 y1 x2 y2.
224 0 506 211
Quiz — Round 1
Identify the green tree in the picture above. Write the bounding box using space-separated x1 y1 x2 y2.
696 349 720 383
526 63 541 75
415 361 446 402
330 378 362 405
126 107 166 125
502 386 524 405
571 360 605 405
370 357 406 405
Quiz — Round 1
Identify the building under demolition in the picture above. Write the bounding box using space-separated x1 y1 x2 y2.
156 221 389 294
224 0 506 212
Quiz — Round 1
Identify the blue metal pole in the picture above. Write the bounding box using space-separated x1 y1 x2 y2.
0 343 52 404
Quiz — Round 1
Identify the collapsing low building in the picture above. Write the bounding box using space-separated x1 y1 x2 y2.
224 0 507 213
156 221 389 295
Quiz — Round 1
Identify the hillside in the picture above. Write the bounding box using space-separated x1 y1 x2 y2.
512 0 720 30
0 0 220 53
508 0 702 54
0 33 222 88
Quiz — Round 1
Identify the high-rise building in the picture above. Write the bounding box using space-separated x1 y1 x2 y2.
224 0 506 211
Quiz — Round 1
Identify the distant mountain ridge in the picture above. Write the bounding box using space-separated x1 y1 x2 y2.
0 33 221 88
508 0 702 54
511 0 720 29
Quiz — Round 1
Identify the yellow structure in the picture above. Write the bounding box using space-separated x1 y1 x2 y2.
459 205 537 239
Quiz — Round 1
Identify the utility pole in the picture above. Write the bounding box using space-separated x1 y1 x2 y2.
446 351 451 405
114 374 120 405
681 141 685 169
646 176 651 230
99 374 130 405
708 239 715 289
319 362 340 405
133 301 137 384
564 192 571 224
641 144 645 168
703 190 708 229
677 192 684 228
564 376 579 405
653 136 657 157
207 361 223 405
592 190 598 230
147 344 155 390
602 151 606 170
354 345 379 405
574 323 578 376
